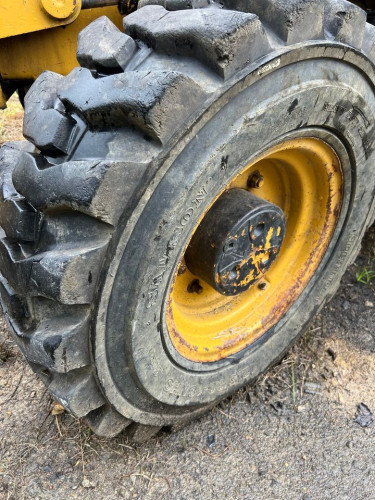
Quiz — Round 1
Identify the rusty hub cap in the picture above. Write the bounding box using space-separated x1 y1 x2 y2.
185 189 286 296
166 137 343 363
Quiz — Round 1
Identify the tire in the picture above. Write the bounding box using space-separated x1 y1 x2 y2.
1 0 375 441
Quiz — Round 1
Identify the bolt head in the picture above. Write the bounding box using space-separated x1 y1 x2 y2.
41 0 77 19
248 171 264 189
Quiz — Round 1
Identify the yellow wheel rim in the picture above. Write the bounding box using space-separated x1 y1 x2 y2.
166 137 343 363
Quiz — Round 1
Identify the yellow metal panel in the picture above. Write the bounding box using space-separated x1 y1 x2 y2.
0 8 123 81
0 0 82 39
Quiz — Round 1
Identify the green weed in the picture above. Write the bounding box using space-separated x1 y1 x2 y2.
356 265 375 285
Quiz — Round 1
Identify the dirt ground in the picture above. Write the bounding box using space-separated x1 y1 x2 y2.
0 98 374 500
0 97 24 147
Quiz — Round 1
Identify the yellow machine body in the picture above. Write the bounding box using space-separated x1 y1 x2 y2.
0 0 82 39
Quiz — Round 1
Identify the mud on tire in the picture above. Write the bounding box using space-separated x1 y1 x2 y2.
1 0 375 440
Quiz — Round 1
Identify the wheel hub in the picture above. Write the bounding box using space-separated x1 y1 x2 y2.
167 138 343 363
185 188 286 296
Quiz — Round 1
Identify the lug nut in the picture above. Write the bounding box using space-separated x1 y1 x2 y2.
248 171 264 189
188 279 203 294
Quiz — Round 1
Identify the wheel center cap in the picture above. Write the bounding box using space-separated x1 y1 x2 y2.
185 188 286 296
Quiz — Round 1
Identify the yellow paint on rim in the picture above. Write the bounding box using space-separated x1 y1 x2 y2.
166 138 343 363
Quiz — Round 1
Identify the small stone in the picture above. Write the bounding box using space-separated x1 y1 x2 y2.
355 403 374 428
258 466 268 477
82 478 96 489
206 434 215 448
343 300 350 310
51 402 65 416
304 381 322 395
365 300 374 307
271 479 282 487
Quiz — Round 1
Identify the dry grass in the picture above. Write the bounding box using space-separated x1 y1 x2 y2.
0 95 24 146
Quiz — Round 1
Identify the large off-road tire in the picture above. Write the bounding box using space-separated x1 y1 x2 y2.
1 0 375 440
